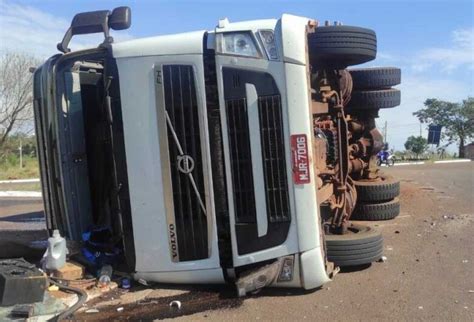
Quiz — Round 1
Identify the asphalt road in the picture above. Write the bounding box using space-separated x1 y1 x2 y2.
1 162 473 321
176 162 474 321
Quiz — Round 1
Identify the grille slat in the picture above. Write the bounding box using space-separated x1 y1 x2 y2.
163 65 208 261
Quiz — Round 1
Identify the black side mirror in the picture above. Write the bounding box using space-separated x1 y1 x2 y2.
71 10 110 35
109 7 131 30
57 7 132 53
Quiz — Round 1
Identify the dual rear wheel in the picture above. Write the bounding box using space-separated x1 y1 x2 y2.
352 174 401 221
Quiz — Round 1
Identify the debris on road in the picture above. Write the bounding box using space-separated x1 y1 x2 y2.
138 278 149 286
51 261 85 280
378 256 388 263
48 285 59 292
170 300 182 309
85 308 99 314
121 277 131 290
117 307 124 312
442 214 456 220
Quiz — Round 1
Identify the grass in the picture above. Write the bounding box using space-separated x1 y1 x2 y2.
0 156 40 180
0 182 42 191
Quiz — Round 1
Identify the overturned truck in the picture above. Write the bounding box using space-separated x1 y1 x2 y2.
33 7 401 295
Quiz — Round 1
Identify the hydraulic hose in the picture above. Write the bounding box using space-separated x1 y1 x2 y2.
47 277 88 321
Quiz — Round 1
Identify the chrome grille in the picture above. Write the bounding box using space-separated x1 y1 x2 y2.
163 65 207 261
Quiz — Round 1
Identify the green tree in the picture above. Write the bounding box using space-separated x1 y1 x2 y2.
413 97 474 158
404 136 428 157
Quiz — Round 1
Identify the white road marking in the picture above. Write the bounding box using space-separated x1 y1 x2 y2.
394 162 425 166
392 159 472 166
434 159 471 164
0 178 40 184
0 191 42 198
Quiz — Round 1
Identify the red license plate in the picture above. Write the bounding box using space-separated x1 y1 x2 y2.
291 134 310 184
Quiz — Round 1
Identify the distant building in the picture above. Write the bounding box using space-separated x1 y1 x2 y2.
465 143 474 160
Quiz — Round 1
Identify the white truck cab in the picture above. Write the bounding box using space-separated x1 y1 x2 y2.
34 7 393 295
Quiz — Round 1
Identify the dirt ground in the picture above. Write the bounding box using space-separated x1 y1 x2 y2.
1 162 473 321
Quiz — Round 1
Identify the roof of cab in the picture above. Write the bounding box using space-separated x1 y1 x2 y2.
110 18 279 59
111 30 206 58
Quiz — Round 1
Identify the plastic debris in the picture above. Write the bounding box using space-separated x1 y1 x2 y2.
378 256 387 263
121 278 131 290
85 309 99 314
169 300 182 309
98 265 113 287
117 307 124 312
138 278 148 286
468 290 474 293
48 285 59 292
43 230 68 271
418 306 423 310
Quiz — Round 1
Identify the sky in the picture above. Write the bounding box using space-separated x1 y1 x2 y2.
1 0 473 152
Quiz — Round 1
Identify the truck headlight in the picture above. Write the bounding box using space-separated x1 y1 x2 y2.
278 256 294 282
258 30 279 60
217 32 261 58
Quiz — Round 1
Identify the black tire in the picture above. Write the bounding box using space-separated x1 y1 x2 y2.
308 26 377 69
352 198 400 221
349 67 401 90
354 175 400 202
346 89 401 110
325 223 383 266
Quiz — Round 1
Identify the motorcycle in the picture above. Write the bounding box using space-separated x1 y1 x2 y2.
377 150 395 167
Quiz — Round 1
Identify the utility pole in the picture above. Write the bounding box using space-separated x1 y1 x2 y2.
383 121 388 143
19 138 23 169
419 122 422 137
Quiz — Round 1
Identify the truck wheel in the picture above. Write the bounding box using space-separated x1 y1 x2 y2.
325 223 383 266
346 89 401 110
352 198 400 221
354 175 400 202
349 67 401 90
308 26 377 69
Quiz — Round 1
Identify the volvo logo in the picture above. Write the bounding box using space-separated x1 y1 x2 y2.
177 154 195 174
169 223 178 260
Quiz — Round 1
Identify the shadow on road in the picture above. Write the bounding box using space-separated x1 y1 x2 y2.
0 211 44 222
